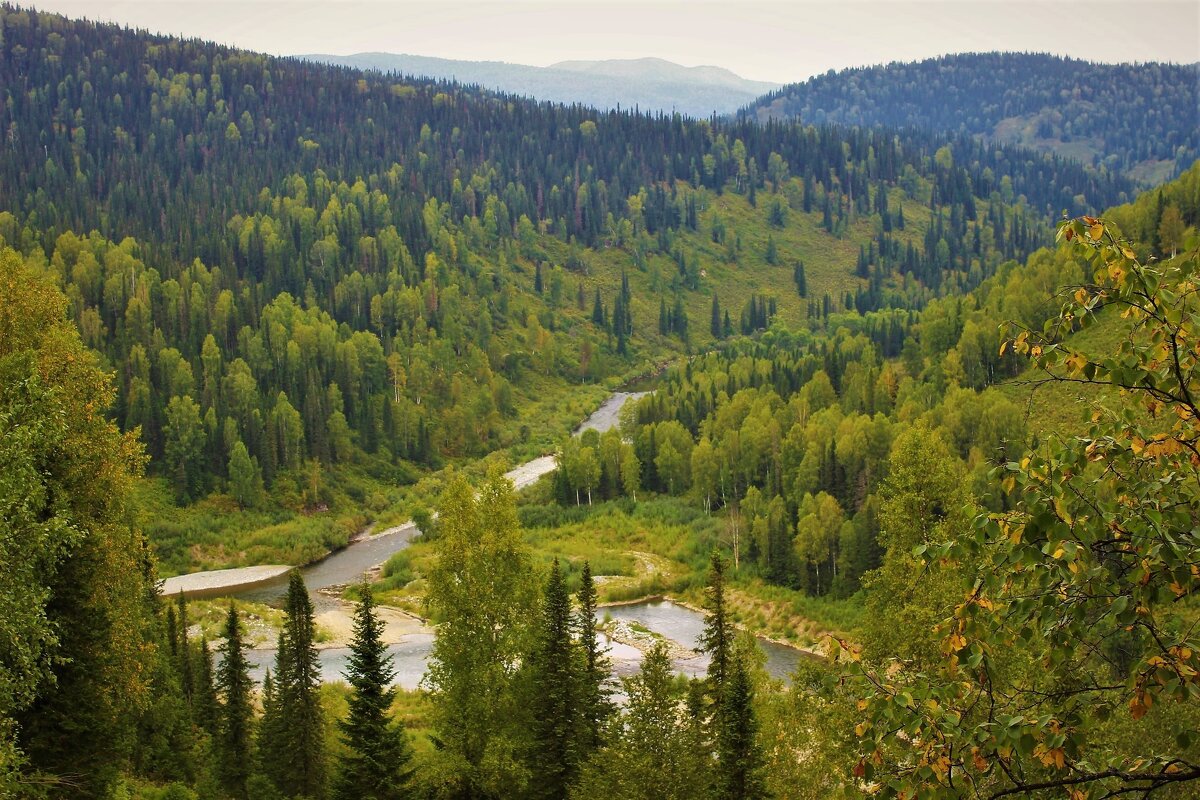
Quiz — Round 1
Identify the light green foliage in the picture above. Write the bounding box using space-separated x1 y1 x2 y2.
164 394 207 503
0 248 153 796
572 643 712 800
424 471 538 796
845 221 1200 798
227 440 263 509
861 425 972 667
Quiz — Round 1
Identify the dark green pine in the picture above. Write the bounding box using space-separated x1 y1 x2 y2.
528 558 579 799
216 604 255 800
575 562 612 758
700 550 731 696
333 583 414 800
275 570 327 798
175 591 193 705
715 654 768 800
193 635 219 736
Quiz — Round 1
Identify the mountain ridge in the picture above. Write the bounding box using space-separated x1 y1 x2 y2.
743 51 1198 185
296 51 780 116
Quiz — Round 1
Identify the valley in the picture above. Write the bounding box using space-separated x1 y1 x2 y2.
1 4 1197 799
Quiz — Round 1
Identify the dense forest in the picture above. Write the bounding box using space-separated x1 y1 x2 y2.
746 53 1199 185
3 3 1200 799
0 4 1137 571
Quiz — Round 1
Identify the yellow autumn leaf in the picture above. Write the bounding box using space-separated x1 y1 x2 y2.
1089 222 1104 240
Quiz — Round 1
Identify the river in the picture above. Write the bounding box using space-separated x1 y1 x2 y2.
242 599 813 689
171 388 815 685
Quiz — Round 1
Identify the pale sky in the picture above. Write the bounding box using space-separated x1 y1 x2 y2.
25 1 1200 84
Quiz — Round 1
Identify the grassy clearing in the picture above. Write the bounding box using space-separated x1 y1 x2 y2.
990 307 1135 439
372 489 863 647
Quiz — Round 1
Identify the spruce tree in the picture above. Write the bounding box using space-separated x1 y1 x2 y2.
792 263 811 298
194 635 219 737
258 636 290 790
576 562 613 758
175 592 193 705
528 558 579 799
334 584 414 800
710 294 722 338
715 653 767 800
216 604 254 799
700 550 732 696
274 570 327 798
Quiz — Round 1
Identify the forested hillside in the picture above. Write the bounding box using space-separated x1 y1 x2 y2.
3 3 1200 798
0 5 1136 572
746 53 1199 185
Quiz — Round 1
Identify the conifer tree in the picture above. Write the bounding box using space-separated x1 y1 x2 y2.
711 294 722 338
573 642 711 800
175 592 193 705
194 636 219 737
258 636 289 790
528 558 579 799
257 668 283 780
700 550 732 696
576 562 612 757
216 604 254 799
715 652 767 800
792 262 811 297
274 570 327 798
334 584 414 800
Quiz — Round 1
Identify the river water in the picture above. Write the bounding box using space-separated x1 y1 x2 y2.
205 389 812 686
228 390 648 608
243 599 811 689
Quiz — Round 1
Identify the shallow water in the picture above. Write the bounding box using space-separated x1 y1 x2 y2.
238 599 810 688
232 390 649 608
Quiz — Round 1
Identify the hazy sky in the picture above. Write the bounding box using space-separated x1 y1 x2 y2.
27 1 1200 83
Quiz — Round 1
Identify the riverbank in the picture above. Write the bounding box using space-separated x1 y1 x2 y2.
160 565 292 598
160 390 649 599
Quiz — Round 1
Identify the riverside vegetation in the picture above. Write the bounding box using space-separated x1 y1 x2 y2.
2 5 1199 799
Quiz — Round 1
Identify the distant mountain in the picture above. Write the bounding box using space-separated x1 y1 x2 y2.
744 52 1199 185
296 52 780 117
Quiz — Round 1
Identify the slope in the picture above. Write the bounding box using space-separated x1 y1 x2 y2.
745 52 1198 185
0 6 1136 573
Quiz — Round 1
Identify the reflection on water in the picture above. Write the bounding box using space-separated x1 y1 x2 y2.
220 391 815 690
235 599 811 689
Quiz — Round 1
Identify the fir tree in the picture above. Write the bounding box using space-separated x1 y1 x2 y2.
175 592 193 705
275 571 327 798
576 562 612 758
528 558 579 799
334 584 414 800
257 667 283 780
700 551 731 697
591 287 606 328
792 261 811 298
715 652 767 800
194 635 219 737
216 604 254 799
258 634 290 790
711 294 722 339
765 235 778 265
